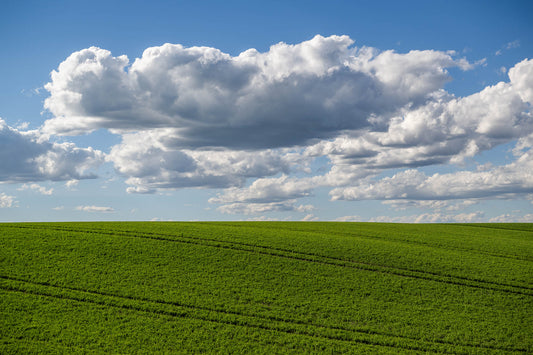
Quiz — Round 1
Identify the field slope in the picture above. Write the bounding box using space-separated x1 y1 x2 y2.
1 222 532 354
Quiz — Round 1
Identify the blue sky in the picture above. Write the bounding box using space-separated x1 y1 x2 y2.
1 0 532 222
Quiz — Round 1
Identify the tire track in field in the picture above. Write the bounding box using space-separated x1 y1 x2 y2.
4 224 533 296
214 221 533 262
455 223 533 234
123 227 533 295
31 225 533 294
7 221 532 263
0 279 449 354
2 275 527 354
200 222 533 262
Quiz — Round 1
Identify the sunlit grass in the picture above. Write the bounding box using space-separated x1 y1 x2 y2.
1 222 532 353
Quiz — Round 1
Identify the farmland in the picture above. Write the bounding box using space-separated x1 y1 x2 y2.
1 222 532 354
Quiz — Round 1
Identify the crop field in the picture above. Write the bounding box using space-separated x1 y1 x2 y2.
1 222 532 354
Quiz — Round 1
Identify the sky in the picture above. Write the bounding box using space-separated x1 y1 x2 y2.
0 0 532 223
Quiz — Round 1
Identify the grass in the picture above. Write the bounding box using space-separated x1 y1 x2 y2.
1 222 532 354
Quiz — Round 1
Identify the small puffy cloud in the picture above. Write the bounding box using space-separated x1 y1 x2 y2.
75 205 114 213
18 183 53 195
302 214 319 221
52 206 64 211
16 122 30 130
65 179 79 189
0 118 104 183
0 193 16 208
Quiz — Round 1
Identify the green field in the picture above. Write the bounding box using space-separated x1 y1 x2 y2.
1 222 532 354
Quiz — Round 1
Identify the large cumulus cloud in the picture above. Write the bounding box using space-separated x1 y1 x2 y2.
43 35 468 149
37 36 533 217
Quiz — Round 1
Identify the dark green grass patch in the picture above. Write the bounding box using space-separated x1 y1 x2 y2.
1 222 532 353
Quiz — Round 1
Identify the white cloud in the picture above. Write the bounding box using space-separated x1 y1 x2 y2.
65 179 79 189
368 211 484 223
43 36 471 150
495 40 520 55
109 56 533 215
18 183 54 195
27 36 533 217
0 118 104 183
52 206 64 211
245 216 282 221
208 175 319 215
209 175 316 204
16 122 30 130
216 200 314 215
489 213 533 223
0 193 16 208
334 215 363 222
509 58 533 104
383 199 479 212
302 214 319 221
107 128 310 192
307 58 533 171
75 205 115 213
331 149 533 202
506 40 521 50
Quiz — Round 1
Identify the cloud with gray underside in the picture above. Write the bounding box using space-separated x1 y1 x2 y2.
35 35 533 214
0 118 104 182
43 35 472 149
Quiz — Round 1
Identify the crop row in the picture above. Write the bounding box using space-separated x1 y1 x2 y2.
195 221 533 262
6 224 533 296
3 222 532 353
1 275 526 354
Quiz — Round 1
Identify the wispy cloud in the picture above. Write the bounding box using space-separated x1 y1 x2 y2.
368 212 485 223
495 40 520 55
18 183 53 195
216 200 314 215
489 213 533 223
334 215 363 222
75 205 115 213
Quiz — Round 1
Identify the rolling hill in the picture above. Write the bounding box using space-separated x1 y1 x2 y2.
1 222 532 354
